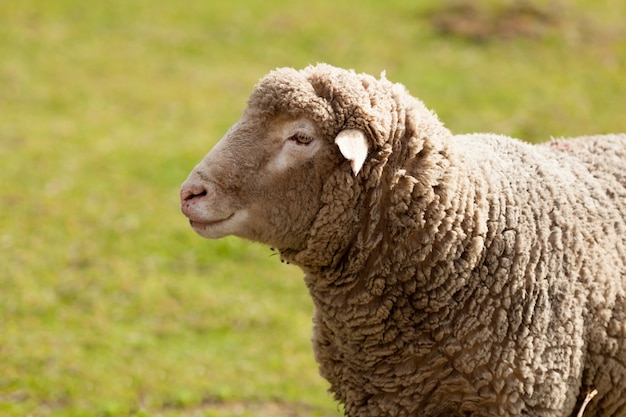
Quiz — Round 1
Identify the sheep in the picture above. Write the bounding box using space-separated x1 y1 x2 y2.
180 63 626 417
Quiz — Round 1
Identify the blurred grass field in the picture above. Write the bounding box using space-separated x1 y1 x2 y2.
1 1 624 416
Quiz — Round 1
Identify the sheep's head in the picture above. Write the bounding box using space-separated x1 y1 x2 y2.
180 64 447 256
180 65 380 251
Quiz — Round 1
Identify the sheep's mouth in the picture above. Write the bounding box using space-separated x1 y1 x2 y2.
187 212 238 239
189 214 234 229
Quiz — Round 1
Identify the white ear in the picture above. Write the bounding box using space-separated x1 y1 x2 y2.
334 129 369 175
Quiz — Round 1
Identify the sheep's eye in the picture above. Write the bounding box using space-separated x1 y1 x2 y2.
290 133 314 145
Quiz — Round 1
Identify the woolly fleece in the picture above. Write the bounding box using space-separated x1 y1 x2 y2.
183 64 626 417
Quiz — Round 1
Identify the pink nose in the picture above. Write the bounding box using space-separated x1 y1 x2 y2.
180 183 208 217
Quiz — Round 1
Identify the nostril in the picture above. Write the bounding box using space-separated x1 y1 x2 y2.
185 189 207 201
181 184 208 202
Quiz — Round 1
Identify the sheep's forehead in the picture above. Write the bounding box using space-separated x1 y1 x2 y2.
249 66 379 123
248 68 327 115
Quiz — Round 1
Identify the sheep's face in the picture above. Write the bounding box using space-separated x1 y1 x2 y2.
181 112 368 250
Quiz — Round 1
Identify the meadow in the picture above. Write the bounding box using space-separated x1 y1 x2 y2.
1 1 624 416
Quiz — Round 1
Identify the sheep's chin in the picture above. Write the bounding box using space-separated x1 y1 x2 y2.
190 210 248 239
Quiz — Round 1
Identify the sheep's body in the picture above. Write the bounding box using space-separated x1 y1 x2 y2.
304 133 626 417
181 64 626 416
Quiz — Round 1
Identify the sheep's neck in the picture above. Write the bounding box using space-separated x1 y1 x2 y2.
299 139 488 319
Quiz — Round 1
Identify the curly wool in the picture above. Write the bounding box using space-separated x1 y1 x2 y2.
250 65 626 416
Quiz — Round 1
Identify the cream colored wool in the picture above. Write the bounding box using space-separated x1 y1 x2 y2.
180 64 626 417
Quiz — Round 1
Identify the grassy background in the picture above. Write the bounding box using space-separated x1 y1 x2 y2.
1 1 624 416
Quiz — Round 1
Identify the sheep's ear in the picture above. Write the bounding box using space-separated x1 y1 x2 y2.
334 129 369 175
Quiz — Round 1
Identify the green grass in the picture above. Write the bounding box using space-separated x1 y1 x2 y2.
1 1 624 416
